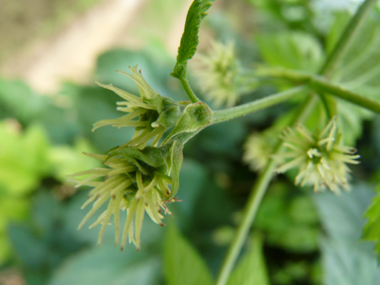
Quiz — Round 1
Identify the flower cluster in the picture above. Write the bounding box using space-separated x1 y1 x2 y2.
194 42 243 107
68 144 178 251
94 65 181 149
243 129 278 172
69 67 187 250
275 118 360 193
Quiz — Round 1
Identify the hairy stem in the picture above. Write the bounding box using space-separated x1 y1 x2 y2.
211 85 308 125
179 76 200 103
311 79 380 114
215 95 317 285
256 68 380 115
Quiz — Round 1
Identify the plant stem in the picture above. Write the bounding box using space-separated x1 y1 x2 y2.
179 76 200 103
215 95 317 285
319 0 378 77
256 68 380 115
311 79 380 114
211 85 308 125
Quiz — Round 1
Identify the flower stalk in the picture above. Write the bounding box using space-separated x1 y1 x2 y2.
211 85 308 125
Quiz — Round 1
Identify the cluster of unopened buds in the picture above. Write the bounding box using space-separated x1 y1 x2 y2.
69 66 212 250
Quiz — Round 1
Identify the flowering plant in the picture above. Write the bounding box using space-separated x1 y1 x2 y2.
69 0 380 284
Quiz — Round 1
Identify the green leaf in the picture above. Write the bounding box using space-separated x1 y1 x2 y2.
327 13 380 144
0 123 51 196
314 184 375 243
362 186 380 262
320 239 380 285
171 0 214 78
50 245 160 285
255 32 324 73
164 223 213 285
227 235 270 285
314 184 380 282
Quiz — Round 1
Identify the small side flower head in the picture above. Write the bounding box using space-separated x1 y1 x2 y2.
94 66 182 149
194 41 242 107
67 142 183 251
243 129 278 172
275 117 360 194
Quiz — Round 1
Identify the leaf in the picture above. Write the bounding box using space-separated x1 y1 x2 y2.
0 123 51 196
327 13 380 144
0 78 49 123
227 235 270 285
255 186 319 253
320 239 380 285
49 245 160 285
255 32 324 73
314 184 380 283
164 223 213 285
171 0 214 78
313 183 376 243
362 186 380 262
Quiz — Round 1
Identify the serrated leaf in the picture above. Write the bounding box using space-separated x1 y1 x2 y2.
255 32 324 73
172 0 214 78
164 223 213 285
314 184 376 243
327 13 380 144
314 184 380 283
227 235 270 285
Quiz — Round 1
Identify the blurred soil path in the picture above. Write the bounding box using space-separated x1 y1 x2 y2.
0 0 193 94
5 0 146 94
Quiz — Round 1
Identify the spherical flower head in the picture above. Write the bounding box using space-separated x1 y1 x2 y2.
67 143 182 251
194 41 242 107
275 118 360 194
243 129 278 172
93 66 181 149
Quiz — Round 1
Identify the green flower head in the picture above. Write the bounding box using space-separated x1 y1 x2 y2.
194 42 242 107
68 143 183 251
94 66 181 149
243 129 278 172
275 118 360 194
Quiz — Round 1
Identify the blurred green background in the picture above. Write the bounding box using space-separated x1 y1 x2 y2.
1 0 380 284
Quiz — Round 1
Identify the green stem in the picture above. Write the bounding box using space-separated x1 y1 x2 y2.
311 79 380 114
215 95 317 285
256 68 380 115
216 146 280 285
179 76 200 103
319 0 378 77
211 85 308 125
